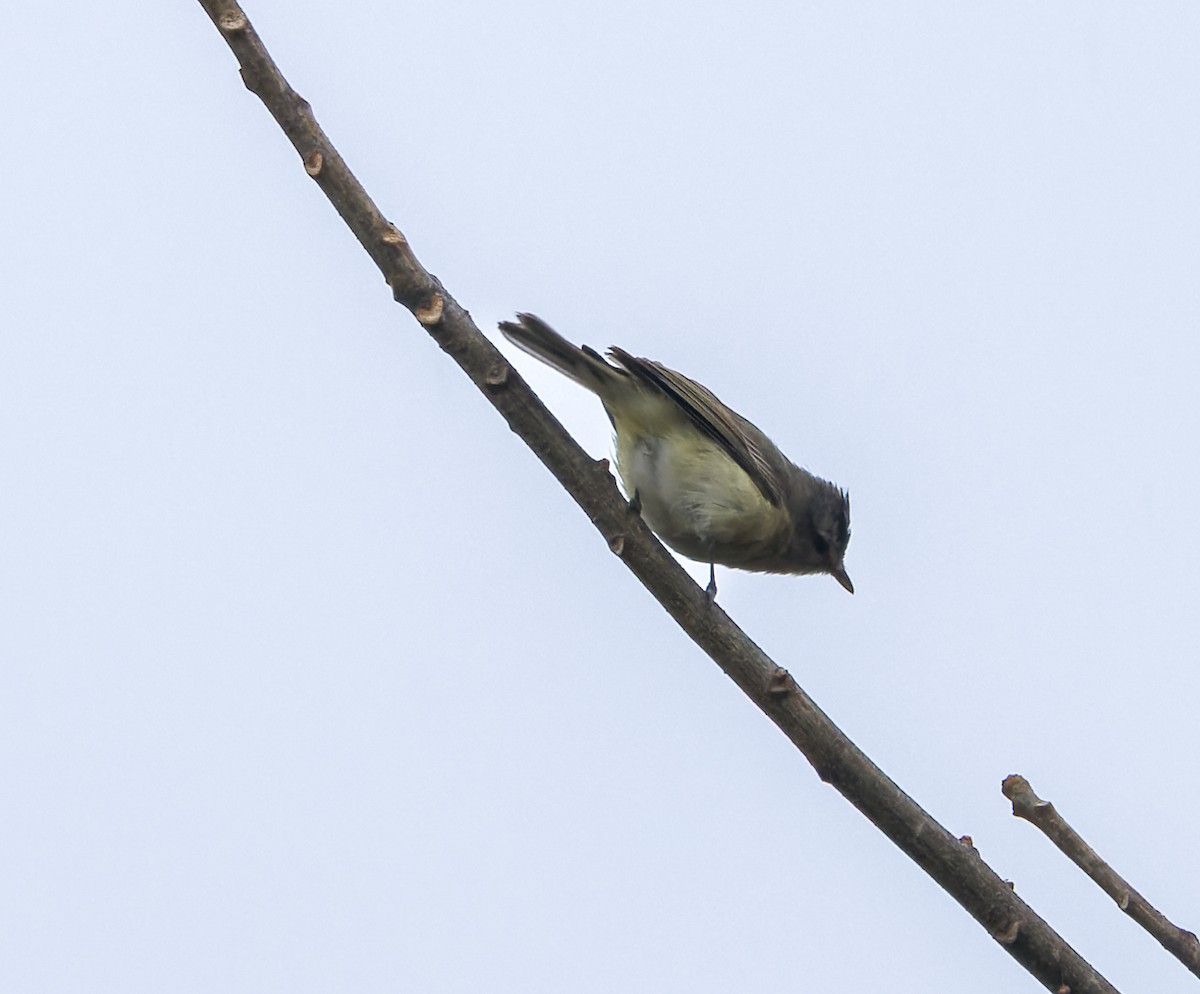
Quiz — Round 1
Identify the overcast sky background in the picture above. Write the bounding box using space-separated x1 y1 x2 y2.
3 3 1198 992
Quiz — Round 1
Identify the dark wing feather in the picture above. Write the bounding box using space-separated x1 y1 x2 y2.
607 347 786 507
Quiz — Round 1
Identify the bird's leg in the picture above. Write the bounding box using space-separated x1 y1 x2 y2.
705 560 718 601
627 488 642 517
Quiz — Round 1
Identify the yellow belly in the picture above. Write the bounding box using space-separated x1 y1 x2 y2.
612 417 791 568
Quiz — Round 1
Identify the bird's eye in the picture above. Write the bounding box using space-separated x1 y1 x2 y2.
810 528 830 556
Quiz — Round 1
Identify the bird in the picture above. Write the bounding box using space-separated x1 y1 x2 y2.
499 313 853 597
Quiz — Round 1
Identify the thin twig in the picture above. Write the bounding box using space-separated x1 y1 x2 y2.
196 3 1120 991
1003 774 1200 978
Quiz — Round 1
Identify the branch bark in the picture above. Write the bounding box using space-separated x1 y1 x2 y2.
1003 774 1200 978
197 3 1120 990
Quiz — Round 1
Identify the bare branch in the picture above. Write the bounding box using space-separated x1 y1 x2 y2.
196 3 1121 990
1004 774 1200 978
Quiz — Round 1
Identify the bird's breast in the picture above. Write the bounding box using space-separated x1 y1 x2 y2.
612 422 791 568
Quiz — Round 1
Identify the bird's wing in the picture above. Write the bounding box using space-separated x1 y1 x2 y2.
608 347 786 507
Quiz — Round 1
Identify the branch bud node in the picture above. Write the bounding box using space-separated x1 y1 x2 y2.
767 668 793 699
484 364 510 388
415 293 444 327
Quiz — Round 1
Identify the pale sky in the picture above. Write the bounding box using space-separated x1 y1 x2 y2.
3 3 1198 992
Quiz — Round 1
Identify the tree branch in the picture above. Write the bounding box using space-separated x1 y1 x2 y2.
197 3 1120 990
1003 774 1200 978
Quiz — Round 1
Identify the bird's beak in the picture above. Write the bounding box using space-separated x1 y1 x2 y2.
832 564 854 595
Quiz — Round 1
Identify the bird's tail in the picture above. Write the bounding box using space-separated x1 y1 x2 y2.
499 313 621 394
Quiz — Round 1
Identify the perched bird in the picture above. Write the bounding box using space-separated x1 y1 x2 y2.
499 313 853 596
